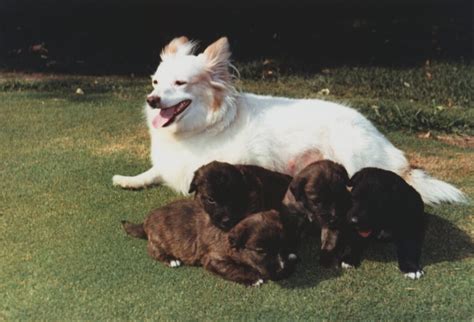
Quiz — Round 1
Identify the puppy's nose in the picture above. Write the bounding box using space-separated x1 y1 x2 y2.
146 95 161 108
350 217 359 224
221 217 231 224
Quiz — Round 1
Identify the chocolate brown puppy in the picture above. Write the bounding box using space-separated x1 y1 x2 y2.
343 167 426 279
188 161 292 231
122 200 296 286
282 160 351 267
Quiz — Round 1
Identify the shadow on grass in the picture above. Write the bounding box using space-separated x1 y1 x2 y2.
362 213 473 266
276 233 343 289
278 213 473 288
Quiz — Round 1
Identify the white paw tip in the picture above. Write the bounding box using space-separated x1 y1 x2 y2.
169 260 181 268
252 279 264 287
341 262 354 269
288 253 297 261
404 270 424 280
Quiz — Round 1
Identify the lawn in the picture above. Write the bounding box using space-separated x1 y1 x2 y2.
1 64 473 320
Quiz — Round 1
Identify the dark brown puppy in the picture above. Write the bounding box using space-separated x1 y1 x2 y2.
122 200 295 286
282 160 351 267
343 167 426 279
189 161 292 231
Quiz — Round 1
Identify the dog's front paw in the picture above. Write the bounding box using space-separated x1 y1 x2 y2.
404 270 424 280
169 260 182 268
113 175 140 189
113 175 130 187
252 279 265 287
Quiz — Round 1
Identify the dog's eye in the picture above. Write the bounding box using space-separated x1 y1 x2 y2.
175 80 187 86
152 80 158 85
206 197 216 204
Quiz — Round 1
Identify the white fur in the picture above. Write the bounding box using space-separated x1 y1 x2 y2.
113 37 467 205
252 279 264 287
288 253 298 261
341 262 354 269
169 260 181 268
404 270 424 280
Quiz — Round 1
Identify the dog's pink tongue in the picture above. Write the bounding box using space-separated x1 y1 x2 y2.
152 107 175 128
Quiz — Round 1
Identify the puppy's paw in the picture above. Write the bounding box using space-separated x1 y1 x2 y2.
288 253 298 261
169 260 182 268
341 261 355 269
252 279 265 287
404 270 424 280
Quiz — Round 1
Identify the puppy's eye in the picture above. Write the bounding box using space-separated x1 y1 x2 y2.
206 197 216 204
254 248 266 254
152 80 158 85
175 80 187 86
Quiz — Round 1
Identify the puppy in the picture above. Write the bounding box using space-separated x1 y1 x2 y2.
188 161 292 231
122 200 296 286
342 167 426 279
282 160 351 267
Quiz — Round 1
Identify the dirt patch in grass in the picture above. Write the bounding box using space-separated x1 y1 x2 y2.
417 132 474 149
407 151 473 189
92 128 149 158
436 135 474 149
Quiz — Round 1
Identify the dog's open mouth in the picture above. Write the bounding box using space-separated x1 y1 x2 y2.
152 99 192 128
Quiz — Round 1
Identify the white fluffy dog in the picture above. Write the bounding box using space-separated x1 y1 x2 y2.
113 36 465 205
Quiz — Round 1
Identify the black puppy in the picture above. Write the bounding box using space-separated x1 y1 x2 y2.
342 167 426 279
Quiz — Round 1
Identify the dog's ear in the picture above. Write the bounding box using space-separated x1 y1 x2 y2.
339 165 350 184
161 36 195 60
290 177 307 200
237 166 264 210
188 170 201 194
349 169 368 186
202 37 231 87
228 225 249 250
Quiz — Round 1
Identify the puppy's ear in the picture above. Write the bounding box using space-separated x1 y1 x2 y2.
348 170 365 188
340 166 350 184
228 225 249 250
290 177 307 200
188 170 200 194
202 37 231 87
160 36 196 60
238 166 264 210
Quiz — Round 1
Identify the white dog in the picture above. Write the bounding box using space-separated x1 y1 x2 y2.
113 36 465 205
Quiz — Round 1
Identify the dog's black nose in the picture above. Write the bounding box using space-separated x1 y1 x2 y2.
146 96 161 108
350 217 359 224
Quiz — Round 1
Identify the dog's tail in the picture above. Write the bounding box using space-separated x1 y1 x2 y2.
121 220 147 239
404 168 468 206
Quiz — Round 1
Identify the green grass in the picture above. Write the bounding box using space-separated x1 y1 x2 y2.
1 68 473 320
1 61 473 134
